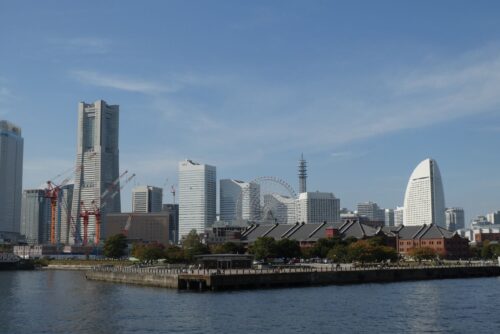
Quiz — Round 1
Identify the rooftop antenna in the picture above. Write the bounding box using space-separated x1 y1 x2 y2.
298 153 307 194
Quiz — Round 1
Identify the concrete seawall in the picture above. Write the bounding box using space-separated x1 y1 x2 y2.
86 270 180 288
85 265 500 291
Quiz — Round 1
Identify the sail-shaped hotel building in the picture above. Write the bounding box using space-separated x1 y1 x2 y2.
403 158 446 227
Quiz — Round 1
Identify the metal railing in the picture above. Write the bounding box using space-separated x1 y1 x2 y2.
89 261 497 277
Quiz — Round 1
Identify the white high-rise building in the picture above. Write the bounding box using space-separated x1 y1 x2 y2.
394 206 404 226
132 186 163 213
445 207 465 231
220 179 260 223
71 100 121 244
263 194 296 224
297 192 340 224
0 120 23 234
486 211 500 225
385 209 395 227
178 160 216 239
21 189 50 244
403 158 446 227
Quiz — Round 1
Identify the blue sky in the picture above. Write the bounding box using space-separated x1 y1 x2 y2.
1 1 500 224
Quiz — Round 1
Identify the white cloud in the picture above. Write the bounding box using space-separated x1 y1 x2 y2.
70 45 500 167
71 70 180 95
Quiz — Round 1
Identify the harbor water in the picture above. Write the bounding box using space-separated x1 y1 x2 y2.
0 270 499 333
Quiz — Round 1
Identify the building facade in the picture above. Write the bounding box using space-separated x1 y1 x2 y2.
445 207 465 232
58 184 74 245
486 211 500 225
297 192 340 224
220 179 260 223
403 158 446 227
105 212 170 245
20 189 50 244
357 201 385 223
385 209 395 227
394 206 404 226
71 100 121 244
263 193 296 224
178 160 216 240
392 224 469 259
0 120 23 234
162 204 179 244
132 186 163 213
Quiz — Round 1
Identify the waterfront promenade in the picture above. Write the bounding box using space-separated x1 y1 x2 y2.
85 262 500 291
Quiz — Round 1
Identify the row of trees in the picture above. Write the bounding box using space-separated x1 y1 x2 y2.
103 233 398 263
470 241 500 259
249 236 398 263
102 231 498 264
103 230 243 263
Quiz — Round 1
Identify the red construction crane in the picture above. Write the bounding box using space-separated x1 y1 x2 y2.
79 172 136 246
44 165 82 245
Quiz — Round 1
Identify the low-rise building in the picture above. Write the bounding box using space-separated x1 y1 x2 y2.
456 225 500 245
386 224 469 259
105 212 170 245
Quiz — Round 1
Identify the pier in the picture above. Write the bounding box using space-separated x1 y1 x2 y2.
85 263 500 291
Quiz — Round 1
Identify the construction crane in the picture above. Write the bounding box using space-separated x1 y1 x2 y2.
79 172 136 246
171 185 176 204
44 165 82 245
121 214 133 237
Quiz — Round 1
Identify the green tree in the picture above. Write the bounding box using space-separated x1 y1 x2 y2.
248 237 278 260
347 240 375 263
326 244 348 263
182 230 210 262
346 240 398 263
309 237 343 258
408 246 437 262
276 239 301 259
164 245 185 263
211 242 245 255
480 241 497 259
132 243 165 263
103 234 128 259
492 244 500 258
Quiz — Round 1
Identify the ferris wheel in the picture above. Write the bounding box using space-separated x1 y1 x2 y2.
234 176 298 224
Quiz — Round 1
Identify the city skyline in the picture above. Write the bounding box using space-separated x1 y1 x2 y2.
2 1 500 224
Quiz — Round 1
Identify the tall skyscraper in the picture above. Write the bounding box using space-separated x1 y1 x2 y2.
394 206 404 226
298 154 307 194
0 120 23 234
220 179 260 223
445 207 465 231
385 208 395 227
71 100 121 244
403 158 446 227
357 201 385 222
132 186 163 213
20 189 50 244
178 160 216 239
297 192 340 224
